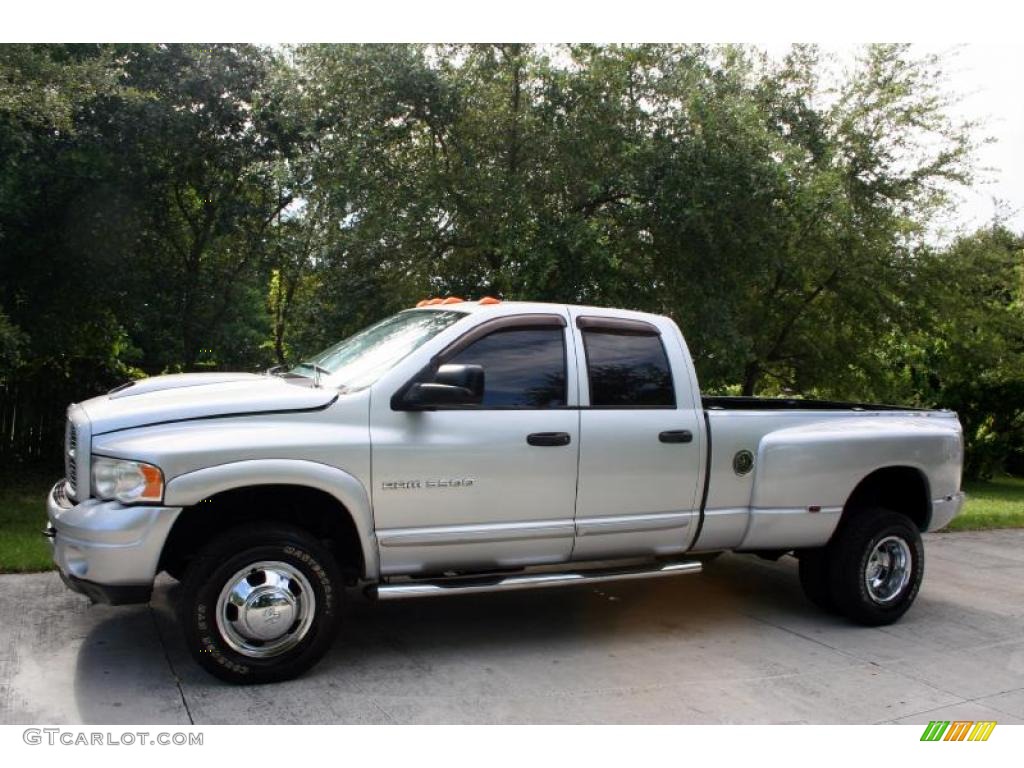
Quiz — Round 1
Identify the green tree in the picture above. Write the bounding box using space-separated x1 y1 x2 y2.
2 42 1014 477
905 225 1024 479
109 44 293 371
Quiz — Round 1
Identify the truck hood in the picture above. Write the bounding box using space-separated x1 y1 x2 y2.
79 373 337 435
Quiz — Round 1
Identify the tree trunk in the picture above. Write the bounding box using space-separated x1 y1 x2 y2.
272 293 286 367
741 362 761 397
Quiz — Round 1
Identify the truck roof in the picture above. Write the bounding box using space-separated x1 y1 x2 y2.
411 298 670 325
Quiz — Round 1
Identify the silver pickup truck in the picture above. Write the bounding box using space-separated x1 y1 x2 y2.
46 299 965 683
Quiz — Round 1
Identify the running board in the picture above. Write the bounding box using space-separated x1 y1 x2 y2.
371 560 702 601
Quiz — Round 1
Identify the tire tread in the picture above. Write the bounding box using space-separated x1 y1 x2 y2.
179 522 342 684
827 507 924 626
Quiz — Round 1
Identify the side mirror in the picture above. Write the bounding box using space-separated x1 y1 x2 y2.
434 363 484 396
396 364 485 410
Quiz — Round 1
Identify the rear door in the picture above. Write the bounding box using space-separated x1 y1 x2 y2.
569 311 704 560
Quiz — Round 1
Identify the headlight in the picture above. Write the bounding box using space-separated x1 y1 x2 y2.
91 457 164 503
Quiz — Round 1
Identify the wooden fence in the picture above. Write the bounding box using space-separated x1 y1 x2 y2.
0 377 82 469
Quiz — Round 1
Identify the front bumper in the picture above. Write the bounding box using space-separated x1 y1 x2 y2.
46 480 182 605
56 570 155 605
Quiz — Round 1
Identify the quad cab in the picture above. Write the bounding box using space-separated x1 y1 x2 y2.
47 299 964 683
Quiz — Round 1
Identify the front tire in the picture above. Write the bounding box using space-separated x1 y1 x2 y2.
179 523 342 684
827 507 924 626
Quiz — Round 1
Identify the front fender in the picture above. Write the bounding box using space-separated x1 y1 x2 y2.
163 458 379 579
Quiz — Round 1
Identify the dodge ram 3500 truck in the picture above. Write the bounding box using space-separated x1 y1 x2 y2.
46 299 965 683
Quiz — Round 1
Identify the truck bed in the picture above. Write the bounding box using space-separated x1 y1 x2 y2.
694 400 962 553
703 396 930 412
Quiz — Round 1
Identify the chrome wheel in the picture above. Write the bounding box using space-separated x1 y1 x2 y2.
864 536 912 604
215 561 316 659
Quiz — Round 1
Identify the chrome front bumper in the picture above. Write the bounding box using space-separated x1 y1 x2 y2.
46 481 182 604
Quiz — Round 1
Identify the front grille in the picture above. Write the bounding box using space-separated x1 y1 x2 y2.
65 418 77 495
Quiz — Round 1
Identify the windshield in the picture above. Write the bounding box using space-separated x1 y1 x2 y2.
292 309 466 390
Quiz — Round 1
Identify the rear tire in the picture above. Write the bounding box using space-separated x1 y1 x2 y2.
797 549 838 613
179 523 343 684
827 507 924 626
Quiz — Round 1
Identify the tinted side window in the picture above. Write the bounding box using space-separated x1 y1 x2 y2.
444 328 567 408
583 330 675 407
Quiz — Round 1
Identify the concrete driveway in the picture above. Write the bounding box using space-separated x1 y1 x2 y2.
2 529 1023 724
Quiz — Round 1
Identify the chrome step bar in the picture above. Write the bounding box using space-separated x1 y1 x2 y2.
372 559 702 601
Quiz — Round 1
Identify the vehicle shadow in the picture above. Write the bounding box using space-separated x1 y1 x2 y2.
72 601 191 725
69 553 994 724
309 553 826 694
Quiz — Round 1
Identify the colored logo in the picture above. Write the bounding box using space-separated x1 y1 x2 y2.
920 720 996 741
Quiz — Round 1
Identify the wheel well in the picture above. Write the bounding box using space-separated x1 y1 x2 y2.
841 466 931 532
160 484 365 582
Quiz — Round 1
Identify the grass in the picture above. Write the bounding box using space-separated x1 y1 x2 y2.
0 470 1021 574
0 469 59 573
949 475 1024 531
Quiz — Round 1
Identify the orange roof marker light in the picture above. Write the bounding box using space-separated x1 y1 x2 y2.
417 296 498 308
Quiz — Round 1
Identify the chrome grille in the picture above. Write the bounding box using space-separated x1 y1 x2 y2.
65 418 77 495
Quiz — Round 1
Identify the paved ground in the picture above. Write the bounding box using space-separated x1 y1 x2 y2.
2 529 1023 724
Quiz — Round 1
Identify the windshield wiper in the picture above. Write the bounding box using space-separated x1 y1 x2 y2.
295 362 330 376
294 362 331 388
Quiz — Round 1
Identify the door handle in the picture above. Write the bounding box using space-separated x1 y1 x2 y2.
527 432 572 447
659 430 693 444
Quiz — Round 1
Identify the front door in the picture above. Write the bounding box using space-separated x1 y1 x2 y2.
370 312 581 575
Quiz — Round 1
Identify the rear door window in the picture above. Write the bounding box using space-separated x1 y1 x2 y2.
582 330 675 407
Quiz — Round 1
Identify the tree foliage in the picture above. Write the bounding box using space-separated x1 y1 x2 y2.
0 43 1020 477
